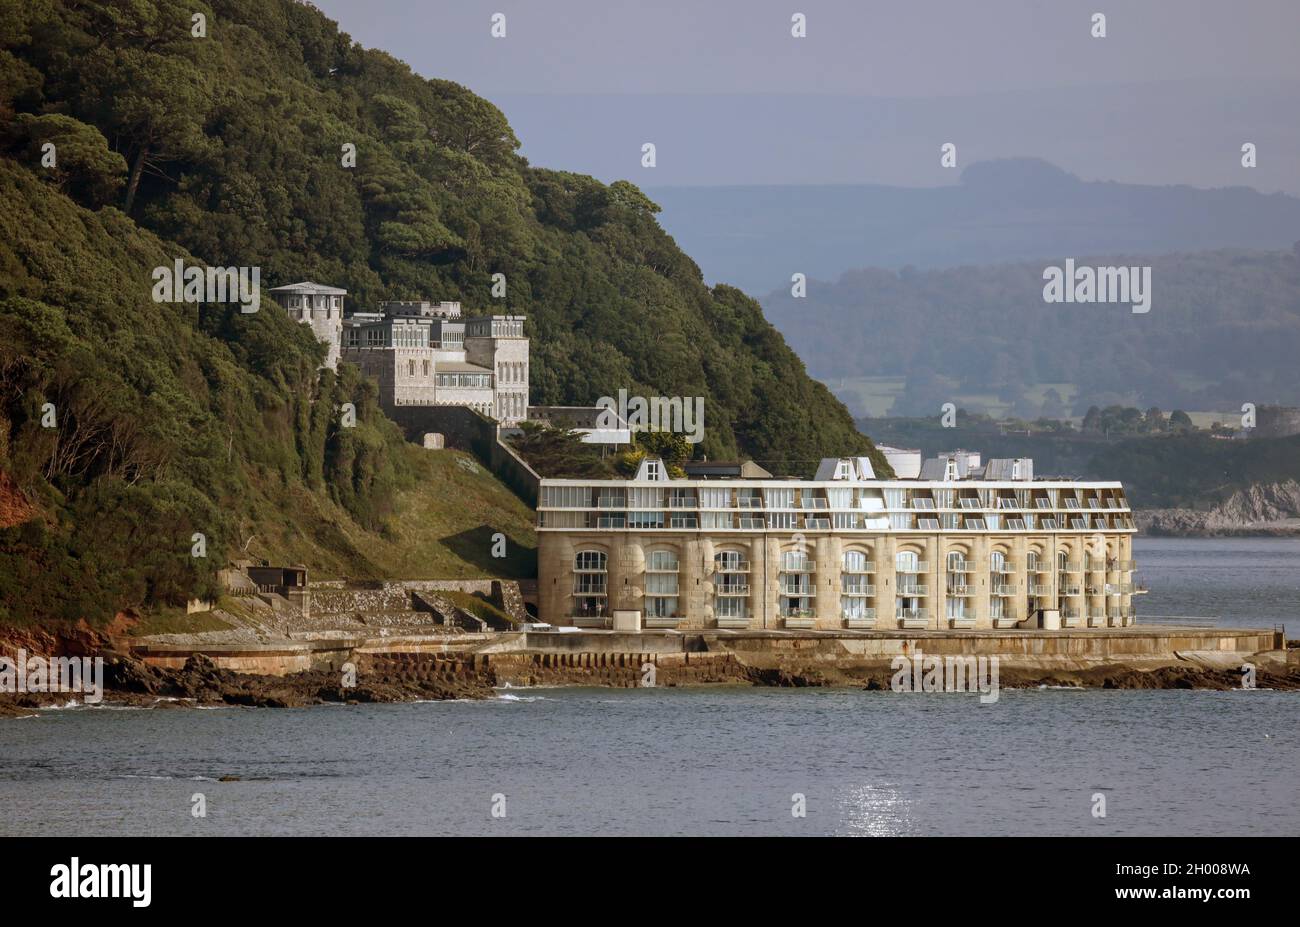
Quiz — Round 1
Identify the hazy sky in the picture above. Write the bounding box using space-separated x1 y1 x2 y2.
311 0 1300 191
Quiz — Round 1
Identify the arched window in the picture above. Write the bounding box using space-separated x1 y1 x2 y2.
780 549 814 619
714 550 749 619
842 550 872 621
572 550 607 618
646 549 679 618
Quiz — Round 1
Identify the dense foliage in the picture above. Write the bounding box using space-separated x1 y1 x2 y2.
0 0 881 624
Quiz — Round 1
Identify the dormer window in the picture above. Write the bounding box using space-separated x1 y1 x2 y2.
945 458 958 481
645 459 662 481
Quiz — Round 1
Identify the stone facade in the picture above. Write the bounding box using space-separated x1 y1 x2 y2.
274 284 529 423
536 458 1141 632
270 282 346 369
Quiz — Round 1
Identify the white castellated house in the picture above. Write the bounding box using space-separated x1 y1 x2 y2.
270 282 346 370
271 283 528 424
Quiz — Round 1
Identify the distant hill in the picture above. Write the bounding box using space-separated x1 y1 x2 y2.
649 159 1300 295
762 247 1300 417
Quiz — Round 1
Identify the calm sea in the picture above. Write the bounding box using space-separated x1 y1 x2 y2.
1 538 1297 837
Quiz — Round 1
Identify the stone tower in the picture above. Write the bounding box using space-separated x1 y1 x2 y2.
269 282 347 370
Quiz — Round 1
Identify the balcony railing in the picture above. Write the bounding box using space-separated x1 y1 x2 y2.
668 497 698 508
897 584 928 597
948 560 976 572
991 562 1016 573
1029 583 1052 596
896 562 930 573
1085 558 1107 570
715 560 750 573
1059 584 1082 596
1108 559 1136 571
896 607 928 626
737 496 763 509
714 582 750 596
842 561 875 573
993 584 1017 596
1059 561 1081 572
779 584 816 597
842 584 876 597
843 608 876 628
946 584 973 596
572 581 608 595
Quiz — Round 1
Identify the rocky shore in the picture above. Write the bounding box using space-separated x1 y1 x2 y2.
1136 480 1300 537
4 647 1298 719
0 652 492 719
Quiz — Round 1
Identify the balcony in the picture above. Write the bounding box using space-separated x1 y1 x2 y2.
946 584 974 597
643 615 683 629
842 607 876 629
779 583 816 597
714 582 750 596
572 581 608 596
897 584 928 597
1085 558 1107 571
992 613 1020 629
1028 583 1052 596
571 615 611 629
1060 609 1082 627
668 496 698 509
842 561 875 574
1108 559 1136 571
843 584 876 597
715 614 750 629
896 607 929 629
896 561 930 573
1059 561 1081 572
993 584 1017 596
991 562 1016 574
737 496 763 509
1059 584 1082 596
948 560 976 572
948 615 976 629
783 610 816 630
715 560 751 573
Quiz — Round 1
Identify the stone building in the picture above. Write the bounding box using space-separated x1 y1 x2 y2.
269 282 347 369
273 284 529 423
536 455 1141 632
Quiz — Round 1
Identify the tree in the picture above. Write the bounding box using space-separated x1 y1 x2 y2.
12 114 127 206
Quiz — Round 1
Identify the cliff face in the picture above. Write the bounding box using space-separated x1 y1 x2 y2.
1137 480 1300 536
